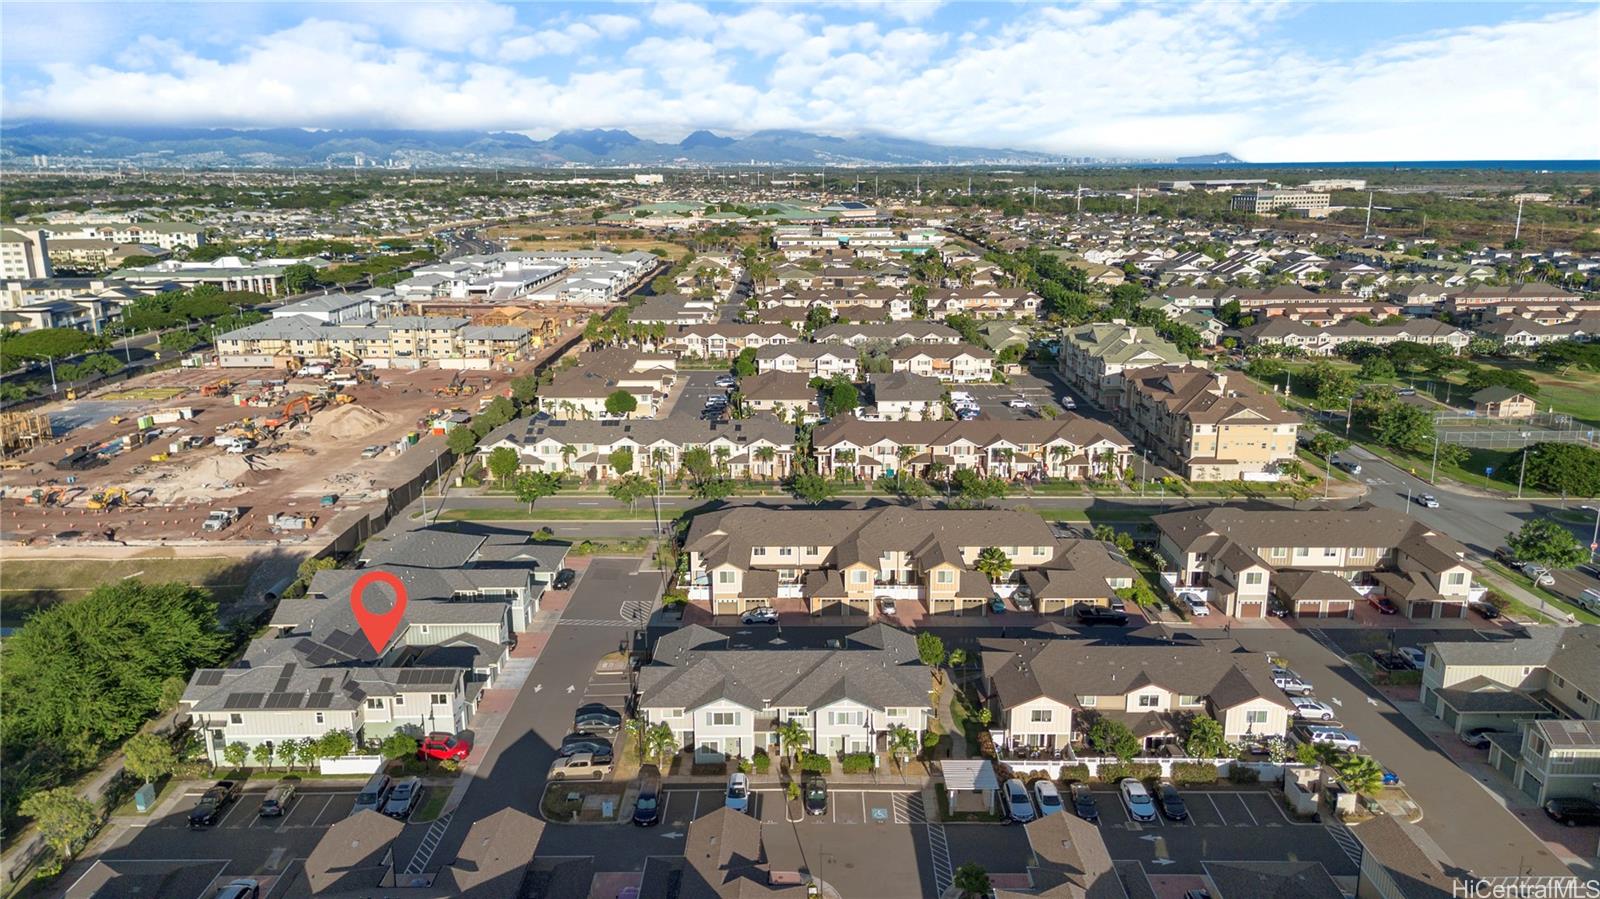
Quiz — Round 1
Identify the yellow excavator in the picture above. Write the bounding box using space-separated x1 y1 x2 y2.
86 487 130 510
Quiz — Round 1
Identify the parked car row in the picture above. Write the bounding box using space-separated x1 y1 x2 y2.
550 704 623 781
190 768 436 829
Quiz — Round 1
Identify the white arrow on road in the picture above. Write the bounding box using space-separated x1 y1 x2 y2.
567 685 576 694
1367 696 1380 706
660 831 685 840
534 684 543 693
1152 858 1176 866
1330 696 1342 707
1140 834 1162 843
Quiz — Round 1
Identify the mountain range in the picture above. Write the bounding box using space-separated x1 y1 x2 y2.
0 122 1233 168
1 123 1070 167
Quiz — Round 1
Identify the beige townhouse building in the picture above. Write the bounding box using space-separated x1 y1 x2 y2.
1122 365 1300 482
889 342 995 383
1058 322 1191 407
478 414 795 482
811 418 1134 482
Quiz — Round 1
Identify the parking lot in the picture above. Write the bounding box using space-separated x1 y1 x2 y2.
1087 785 1362 876
664 370 731 420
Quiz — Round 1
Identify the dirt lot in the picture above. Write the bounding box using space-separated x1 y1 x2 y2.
0 362 522 546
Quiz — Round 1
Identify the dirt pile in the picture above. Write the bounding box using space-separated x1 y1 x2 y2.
308 404 394 442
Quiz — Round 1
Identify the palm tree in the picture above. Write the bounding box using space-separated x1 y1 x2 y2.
776 718 810 765
755 445 777 480
1095 448 1117 478
975 546 1013 584
561 444 577 470
642 722 679 766
997 447 1015 479
713 445 731 475
624 716 650 757
887 724 918 769
1049 444 1071 479
1332 753 1386 796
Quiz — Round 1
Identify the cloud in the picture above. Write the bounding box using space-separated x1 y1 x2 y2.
3 2 1596 160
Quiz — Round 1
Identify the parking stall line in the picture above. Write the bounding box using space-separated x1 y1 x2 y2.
1207 794 1228 826
216 795 253 829
859 791 867 823
1236 796 1258 826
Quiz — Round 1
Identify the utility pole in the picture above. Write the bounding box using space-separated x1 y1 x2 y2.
966 175 971 196
1514 198 1524 242
1363 192 1373 238
916 173 921 198
1134 183 1140 216
1076 183 1082 215
1032 181 1037 209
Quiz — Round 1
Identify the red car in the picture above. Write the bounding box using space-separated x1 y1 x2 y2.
418 732 472 762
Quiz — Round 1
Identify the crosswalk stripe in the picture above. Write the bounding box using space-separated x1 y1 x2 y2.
404 813 453 875
927 822 953 894
1324 820 1363 869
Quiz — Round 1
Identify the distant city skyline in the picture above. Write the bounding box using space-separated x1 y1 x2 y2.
2 1 1598 162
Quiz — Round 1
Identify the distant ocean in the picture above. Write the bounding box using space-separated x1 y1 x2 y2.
1175 160 1600 172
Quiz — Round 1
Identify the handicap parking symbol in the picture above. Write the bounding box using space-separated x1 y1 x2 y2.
870 806 890 822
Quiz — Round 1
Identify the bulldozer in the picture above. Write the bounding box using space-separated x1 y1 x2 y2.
334 393 356 405
434 371 475 398
200 379 232 398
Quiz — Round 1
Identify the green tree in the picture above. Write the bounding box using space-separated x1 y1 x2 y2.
951 468 1008 506
953 863 991 898
607 473 654 510
1088 718 1140 761
509 374 539 404
1358 355 1396 381
1332 753 1386 796
974 546 1013 583
1306 362 1357 408
887 724 918 767
379 732 419 759
19 788 97 864
486 445 521 484
732 347 758 378
605 389 639 417
610 448 634 475
1182 715 1229 759
916 632 946 670
513 471 563 512
223 741 249 770
296 737 322 772
1507 519 1586 569
1522 442 1600 496
776 718 810 763
679 446 732 499
317 730 355 760
277 738 302 772
786 471 835 505
297 555 337 586
822 378 859 417
1370 402 1434 452
282 263 322 294
251 741 276 771
446 426 478 457
642 722 679 765
480 396 516 429
122 733 178 784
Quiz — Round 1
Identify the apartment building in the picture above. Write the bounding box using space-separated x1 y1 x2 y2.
755 344 859 380
1239 318 1468 356
1230 189 1331 217
682 507 1059 617
888 342 995 383
1445 283 1581 322
41 221 205 251
1122 366 1300 482
215 314 529 369
479 414 794 482
812 321 961 346
0 229 54 279
1155 505 1475 619
44 239 169 272
180 527 559 766
984 636 1293 753
811 418 1134 483
863 372 944 422
636 623 933 763
537 349 676 419
739 371 820 422
1420 625 1598 743
1058 322 1191 407
662 323 795 359
1475 314 1600 348
116 255 327 295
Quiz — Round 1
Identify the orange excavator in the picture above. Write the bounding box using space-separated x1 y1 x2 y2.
263 395 321 430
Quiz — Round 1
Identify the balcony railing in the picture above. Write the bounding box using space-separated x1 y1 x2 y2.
872 584 922 601
688 585 710 601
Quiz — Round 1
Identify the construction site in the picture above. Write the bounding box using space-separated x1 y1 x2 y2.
0 361 523 548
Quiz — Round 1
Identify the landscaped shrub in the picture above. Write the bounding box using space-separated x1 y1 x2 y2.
798 752 832 774
1170 762 1219 785
974 730 996 758
1098 761 1160 784
1228 765 1261 784
840 753 875 774
1058 764 1091 784
752 751 771 774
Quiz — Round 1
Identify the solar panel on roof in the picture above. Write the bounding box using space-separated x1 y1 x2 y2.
223 692 265 709
264 693 302 709
305 693 335 709
194 670 224 687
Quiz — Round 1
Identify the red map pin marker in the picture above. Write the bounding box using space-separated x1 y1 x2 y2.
351 571 408 654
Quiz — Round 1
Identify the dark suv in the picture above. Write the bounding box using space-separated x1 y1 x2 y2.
1074 603 1129 626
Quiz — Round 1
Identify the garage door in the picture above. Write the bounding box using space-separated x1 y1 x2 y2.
1439 602 1464 618
1327 601 1354 618
1520 770 1543 803
1442 706 1459 728
1296 600 1324 618
1237 600 1265 618
1494 748 1518 778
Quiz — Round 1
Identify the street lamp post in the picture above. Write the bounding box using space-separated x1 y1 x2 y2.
46 355 57 393
1589 505 1600 561
1323 452 1332 500
1426 435 1440 485
1516 433 1530 500
1140 451 1148 499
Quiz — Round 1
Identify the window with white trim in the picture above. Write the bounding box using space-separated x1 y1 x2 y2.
1136 694 1159 708
830 710 865 726
1245 710 1269 725
1030 709 1053 722
707 711 740 727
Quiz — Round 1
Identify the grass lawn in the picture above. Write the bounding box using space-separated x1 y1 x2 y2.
428 506 665 521
109 775 180 817
0 555 251 629
411 787 449 823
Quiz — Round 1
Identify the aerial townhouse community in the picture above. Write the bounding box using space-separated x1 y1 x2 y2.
480 414 796 482
810 417 1135 482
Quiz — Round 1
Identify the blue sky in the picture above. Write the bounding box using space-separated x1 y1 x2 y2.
3 1 1597 161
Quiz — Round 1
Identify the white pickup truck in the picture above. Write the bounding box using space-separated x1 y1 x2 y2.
202 508 241 532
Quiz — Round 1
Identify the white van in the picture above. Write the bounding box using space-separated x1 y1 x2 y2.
1577 589 1600 614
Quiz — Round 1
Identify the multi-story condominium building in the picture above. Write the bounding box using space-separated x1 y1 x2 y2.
812 321 961 346
1122 366 1300 482
215 314 529 369
0 229 54 279
40 221 205 251
1475 314 1600 348
754 344 858 380
1239 318 1468 356
44 239 169 272
863 372 943 422
1388 282 1452 315
1215 286 1368 315
180 526 560 767
888 342 995 383
661 323 795 359
1229 189 1331 217
270 292 377 324
1058 322 1191 407
478 414 794 482
1420 627 1600 805
116 255 328 295
811 418 1134 482
636 623 934 763
537 349 676 419
0 296 119 333
738 371 820 422
682 507 1062 617
628 293 717 326
1155 505 1475 619
1445 283 1581 322
984 636 1294 754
